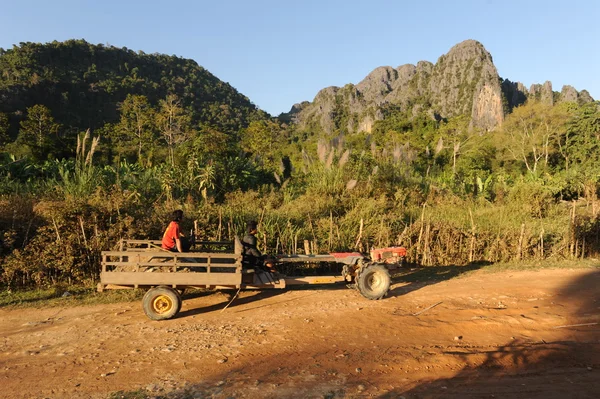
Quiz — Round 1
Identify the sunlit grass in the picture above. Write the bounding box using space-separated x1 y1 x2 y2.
0 285 144 308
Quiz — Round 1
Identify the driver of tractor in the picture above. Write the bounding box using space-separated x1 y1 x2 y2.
241 220 278 272
241 220 262 269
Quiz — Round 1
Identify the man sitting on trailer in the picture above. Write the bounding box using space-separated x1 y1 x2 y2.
162 209 190 252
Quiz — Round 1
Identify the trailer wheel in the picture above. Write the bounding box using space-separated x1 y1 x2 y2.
142 287 181 320
356 264 390 300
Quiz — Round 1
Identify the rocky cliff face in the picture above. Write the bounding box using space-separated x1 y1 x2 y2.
428 40 504 130
284 40 594 134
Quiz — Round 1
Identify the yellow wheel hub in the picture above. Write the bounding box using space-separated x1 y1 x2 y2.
152 294 173 314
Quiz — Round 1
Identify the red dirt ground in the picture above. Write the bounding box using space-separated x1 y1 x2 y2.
1 267 599 398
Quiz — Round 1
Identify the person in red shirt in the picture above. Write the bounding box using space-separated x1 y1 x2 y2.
162 210 188 252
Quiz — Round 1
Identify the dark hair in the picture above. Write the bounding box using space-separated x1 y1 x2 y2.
246 220 258 233
172 209 184 222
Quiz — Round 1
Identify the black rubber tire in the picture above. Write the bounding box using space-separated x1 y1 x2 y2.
356 264 391 300
142 287 181 320
174 289 184 314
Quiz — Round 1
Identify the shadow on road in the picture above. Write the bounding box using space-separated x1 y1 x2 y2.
105 268 599 399
177 264 485 319
388 263 486 298
380 268 600 398
176 289 287 319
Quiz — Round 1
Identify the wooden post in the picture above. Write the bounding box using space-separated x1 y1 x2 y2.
416 203 426 264
539 228 544 259
570 201 576 258
304 239 311 255
294 233 298 255
354 218 364 252
517 223 525 261
329 210 333 252
468 209 476 263
217 209 222 241
423 223 431 266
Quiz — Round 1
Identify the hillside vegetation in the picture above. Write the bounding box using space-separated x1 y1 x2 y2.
1 40 599 289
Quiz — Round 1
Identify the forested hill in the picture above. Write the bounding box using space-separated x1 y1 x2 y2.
0 39 268 160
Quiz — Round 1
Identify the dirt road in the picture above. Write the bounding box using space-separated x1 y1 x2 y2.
1 267 599 399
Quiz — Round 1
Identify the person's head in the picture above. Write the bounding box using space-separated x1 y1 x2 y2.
172 209 184 222
246 220 258 234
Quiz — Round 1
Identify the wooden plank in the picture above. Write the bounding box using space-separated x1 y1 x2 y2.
124 240 163 245
100 271 242 286
102 261 241 268
243 280 286 289
277 254 338 263
102 251 241 260
283 276 345 285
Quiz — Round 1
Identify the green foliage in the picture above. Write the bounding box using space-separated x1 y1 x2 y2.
16 105 61 160
0 40 269 163
156 94 191 165
2 40 600 291
241 120 285 171
496 101 570 175
0 113 9 148
113 94 156 164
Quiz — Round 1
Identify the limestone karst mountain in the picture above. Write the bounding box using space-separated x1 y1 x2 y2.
284 40 594 134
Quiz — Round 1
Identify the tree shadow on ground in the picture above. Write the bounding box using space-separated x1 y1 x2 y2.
379 268 600 398
387 262 487 298
177 264 486 319
176 289 288 319
176 282 349 319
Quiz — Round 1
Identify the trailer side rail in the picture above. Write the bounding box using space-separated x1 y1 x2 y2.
100 250 243 290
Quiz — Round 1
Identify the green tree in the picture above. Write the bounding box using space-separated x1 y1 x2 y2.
156 94 191 165
0 113 10 148
190 126 232 161
558 102 600 170
116 94 156 164
16 104 61 160
498 101 569 174
241 120 284 170
436 115 471 175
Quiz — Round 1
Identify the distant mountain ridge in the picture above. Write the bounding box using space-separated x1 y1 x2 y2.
284 40 594 134
0 40 267 137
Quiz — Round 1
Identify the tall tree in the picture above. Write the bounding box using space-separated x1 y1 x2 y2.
241 120 284 170
0 113 10 148
498 101 569 174
436 115 471 175
557 102 600 171
116 94 156 164
156 94 191 165
16 105 61 160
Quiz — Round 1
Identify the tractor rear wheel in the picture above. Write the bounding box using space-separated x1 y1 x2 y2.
142 287 181 320
356 264 390 300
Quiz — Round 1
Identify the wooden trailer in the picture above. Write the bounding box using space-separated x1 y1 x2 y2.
99 239 405 320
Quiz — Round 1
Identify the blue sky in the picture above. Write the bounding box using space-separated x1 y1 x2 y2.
0 0 598 115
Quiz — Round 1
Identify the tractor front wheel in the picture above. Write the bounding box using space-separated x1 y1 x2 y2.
356 264 391 300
